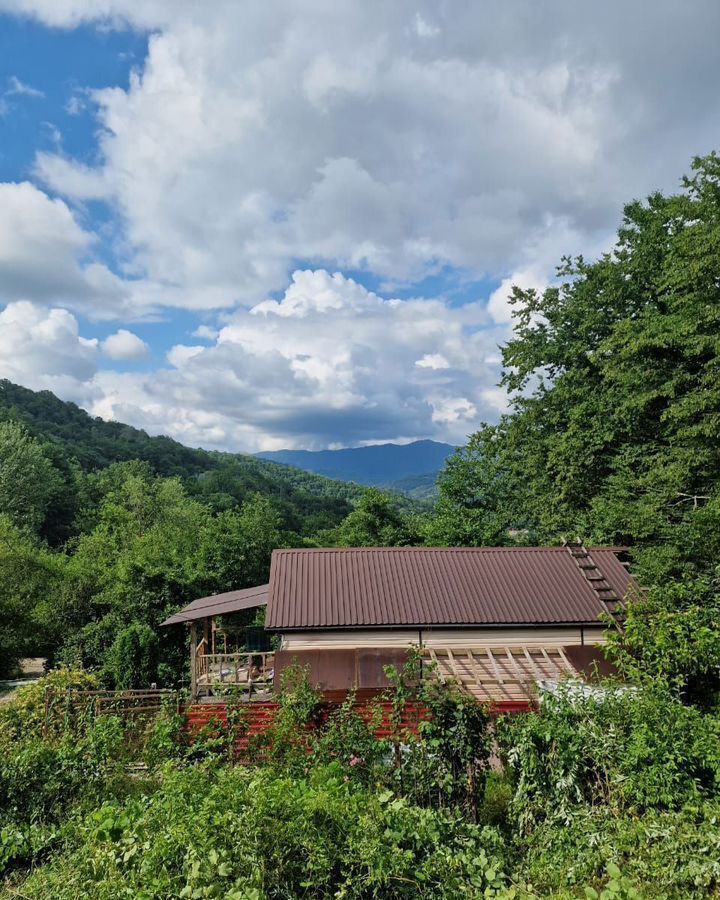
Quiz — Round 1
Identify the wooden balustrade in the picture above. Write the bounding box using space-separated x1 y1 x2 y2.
195 651 275 698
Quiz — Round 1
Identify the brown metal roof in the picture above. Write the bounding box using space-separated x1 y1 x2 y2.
161 584 269 626
265 547 633 630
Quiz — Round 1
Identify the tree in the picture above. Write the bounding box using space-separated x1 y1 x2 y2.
432 153 720 581
0 421 63 536
329 489 417 547
50 469 211 681
106 623 159 689
0 515 64 676
193 494 286 593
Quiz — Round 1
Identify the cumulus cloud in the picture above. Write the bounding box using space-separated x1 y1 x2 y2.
11 0 720 312
107 269 509 449
101 329 150 360
0 181 142 318
0 1 719 448
0 302 99 402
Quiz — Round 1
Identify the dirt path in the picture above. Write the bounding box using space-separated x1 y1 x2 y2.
0 658 45 704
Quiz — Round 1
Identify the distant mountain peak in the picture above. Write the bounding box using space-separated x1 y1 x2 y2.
257 439 455 496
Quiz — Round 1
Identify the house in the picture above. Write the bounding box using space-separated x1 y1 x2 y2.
163 544 634 709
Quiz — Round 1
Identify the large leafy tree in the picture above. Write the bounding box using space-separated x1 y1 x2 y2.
433 153 720 581
46 467 289 685
0 421 64 537
0 515 64 677
327 488 418 547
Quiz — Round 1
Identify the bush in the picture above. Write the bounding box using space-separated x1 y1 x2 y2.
7 765 509 899
517 803 720 899
0 667 99 740
501 682 720 833
105 622 159 689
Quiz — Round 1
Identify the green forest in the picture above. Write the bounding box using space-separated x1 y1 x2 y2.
2 153 720 898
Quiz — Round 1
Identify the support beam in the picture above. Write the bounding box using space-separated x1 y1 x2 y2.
190 621 198 701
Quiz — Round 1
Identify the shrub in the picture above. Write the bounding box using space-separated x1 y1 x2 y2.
501 682 720 832
517 803 720 899
383 653 492 820
0 667 99 740
7 765 509 899
310 692 389 785
248 664 322 770
105 622 159 689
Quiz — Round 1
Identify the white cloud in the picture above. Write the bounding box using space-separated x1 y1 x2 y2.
0 302 99 403
0 181 139 317
34 153 111 200
0 270 511 450
6 75 44 98
415 354 450 370
11 0 719 315
95 269 510 449
0 1 719 449
101 329 149 360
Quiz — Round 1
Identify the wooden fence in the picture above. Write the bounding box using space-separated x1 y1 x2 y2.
44 687 180 730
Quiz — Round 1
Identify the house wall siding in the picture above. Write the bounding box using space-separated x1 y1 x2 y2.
280 625 606 651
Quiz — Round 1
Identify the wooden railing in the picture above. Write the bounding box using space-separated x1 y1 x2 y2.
196 651 275 698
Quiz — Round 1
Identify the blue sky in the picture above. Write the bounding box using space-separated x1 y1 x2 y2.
0 2 718 451
0 17 145 178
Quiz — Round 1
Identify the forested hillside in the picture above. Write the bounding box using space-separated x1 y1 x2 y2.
0 379 364 538
0 381 421 682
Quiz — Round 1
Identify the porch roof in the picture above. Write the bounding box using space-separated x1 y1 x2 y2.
161 584 269 626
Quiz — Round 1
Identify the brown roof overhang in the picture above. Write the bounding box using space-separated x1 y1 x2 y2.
161 584 269 626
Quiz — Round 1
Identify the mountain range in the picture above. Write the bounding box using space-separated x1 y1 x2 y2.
0 382 451 525
257 440 455 498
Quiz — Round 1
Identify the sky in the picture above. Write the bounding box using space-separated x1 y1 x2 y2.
0 2 718 452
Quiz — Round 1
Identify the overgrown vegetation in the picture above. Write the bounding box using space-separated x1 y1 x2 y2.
4 661 720 898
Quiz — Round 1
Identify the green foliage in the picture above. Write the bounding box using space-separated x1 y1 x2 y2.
432 153 720 574
426 152 720 714
0 518 64 676
106 623 160 689
324 487 420 546
249 664 323 770
518 804 720 899
501 683 720 833
0 420 63 536
6 764 508 899
0 668 99 740
381 654 493 819
0 378 364 535
44 470 292 685
605 577 720 707
310 694 389 786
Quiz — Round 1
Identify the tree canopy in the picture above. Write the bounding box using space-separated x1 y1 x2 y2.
431 153 720 581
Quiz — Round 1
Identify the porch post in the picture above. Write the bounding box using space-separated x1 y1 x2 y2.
190 621 198 701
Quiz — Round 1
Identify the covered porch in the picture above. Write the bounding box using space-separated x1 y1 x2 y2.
162 584 273 701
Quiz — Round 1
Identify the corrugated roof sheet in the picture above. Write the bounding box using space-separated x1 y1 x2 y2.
264 547 633 629
161 584 269 626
